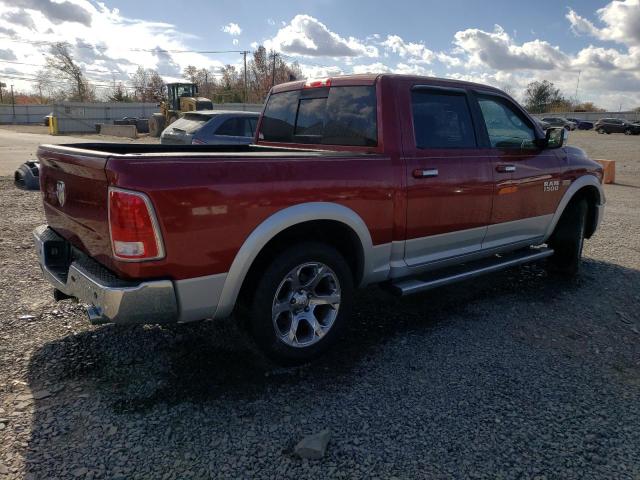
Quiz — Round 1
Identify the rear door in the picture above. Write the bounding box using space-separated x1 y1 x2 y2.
212 117 255 144
473 92 566 249
400 83 494 267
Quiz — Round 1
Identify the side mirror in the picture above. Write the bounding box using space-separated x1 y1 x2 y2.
545 127 567 149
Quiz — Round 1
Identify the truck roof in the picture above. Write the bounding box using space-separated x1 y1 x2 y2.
271 73 505 95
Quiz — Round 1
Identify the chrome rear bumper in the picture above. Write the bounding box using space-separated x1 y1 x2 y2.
33 225 178 324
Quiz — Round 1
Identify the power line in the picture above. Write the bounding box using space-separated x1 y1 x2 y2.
0 35 248 55
0 58 223 79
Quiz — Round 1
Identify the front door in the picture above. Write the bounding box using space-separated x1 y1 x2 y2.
400 83 495 267
474 93 566 249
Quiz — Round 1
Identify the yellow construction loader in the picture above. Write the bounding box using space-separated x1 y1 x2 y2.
149 83 213 137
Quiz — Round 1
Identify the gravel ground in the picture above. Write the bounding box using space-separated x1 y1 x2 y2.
0 135 639 479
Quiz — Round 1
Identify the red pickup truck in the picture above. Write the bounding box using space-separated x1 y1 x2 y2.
34 74 605 362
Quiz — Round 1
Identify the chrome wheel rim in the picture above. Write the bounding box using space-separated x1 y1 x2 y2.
272 262 341 348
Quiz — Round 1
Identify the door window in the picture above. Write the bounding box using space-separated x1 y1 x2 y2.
478 96 537 149
411 90 476 149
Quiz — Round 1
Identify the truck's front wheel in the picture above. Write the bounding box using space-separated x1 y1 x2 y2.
240 242 353 364
547 198 588 277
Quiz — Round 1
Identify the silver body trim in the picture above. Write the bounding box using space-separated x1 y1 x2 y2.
543 174 605 240
34 225 177 324
174 273 227 322
404 225 486 267
213 202 386 319
482 215 553 250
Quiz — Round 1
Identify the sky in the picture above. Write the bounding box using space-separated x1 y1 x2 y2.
0 0 638 110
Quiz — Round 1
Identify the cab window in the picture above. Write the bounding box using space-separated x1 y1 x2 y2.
478 95 536 149
411 89 476 149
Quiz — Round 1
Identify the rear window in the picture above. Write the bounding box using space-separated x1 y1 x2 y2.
260 85 377 146
169 114 211 134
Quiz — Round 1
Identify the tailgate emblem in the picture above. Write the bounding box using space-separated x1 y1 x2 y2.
56 180 66 207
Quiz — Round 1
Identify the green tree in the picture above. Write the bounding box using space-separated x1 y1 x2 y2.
523 80 566 114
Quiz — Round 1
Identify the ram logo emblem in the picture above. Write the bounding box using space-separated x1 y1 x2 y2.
56 180 66 207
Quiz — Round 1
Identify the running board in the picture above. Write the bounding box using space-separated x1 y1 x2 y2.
390 247 554 296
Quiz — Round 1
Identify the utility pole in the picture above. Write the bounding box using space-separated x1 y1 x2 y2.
243 50 248 103
574 70 581 111
271 51 277 88
10 84 15 122
0 81 4 103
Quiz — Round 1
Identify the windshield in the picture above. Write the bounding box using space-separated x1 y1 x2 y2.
168 114 212 134
260 85 378 146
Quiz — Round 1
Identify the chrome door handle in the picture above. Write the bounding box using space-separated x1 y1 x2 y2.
496 164 516 173
413 168 439 178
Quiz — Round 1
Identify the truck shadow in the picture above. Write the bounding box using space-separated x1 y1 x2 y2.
22 258 639 477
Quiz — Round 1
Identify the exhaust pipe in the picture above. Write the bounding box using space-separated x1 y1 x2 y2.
86 305 110 325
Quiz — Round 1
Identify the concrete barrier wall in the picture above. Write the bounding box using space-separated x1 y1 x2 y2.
98 124 137 138
0 104 52 124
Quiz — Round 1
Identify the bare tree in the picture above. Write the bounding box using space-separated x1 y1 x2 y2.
131 67 165 102
107 80 132 102
182 65 218 98
45 43 89 101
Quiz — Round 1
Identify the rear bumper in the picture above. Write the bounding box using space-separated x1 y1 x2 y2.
33 225 178 324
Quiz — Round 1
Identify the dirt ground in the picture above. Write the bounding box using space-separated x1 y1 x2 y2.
0 131 638 478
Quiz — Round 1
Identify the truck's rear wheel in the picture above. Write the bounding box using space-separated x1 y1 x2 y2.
547 198 588 277
240 242 353 364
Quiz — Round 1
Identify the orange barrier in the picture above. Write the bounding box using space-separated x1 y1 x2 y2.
596 160 615 184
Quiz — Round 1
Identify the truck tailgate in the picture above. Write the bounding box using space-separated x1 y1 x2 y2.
37 145 112 266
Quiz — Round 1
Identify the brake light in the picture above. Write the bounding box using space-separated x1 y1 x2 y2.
108 188 164 261
304 78 331 89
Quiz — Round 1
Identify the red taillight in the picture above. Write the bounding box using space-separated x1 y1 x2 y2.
304 77 331 89
108 188 164 261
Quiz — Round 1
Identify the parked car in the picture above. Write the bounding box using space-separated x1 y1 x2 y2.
160 111 259 145
541 117 577 130
34 74 605 363
594 118 640 135
534 118 551 131
566 117 594 130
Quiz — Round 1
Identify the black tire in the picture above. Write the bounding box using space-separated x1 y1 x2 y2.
239 242 354 364
597 128 605 134
547 198 588 277
624 128 632 135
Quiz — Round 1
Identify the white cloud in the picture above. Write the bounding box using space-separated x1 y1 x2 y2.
264 14 378 57
453 25 568 70
381 35 434 63
222 22 242 36
351 62 391 74
232 38 239 46
436 52 463 68
567 0 640 46
0 0 224 94
298 64 343 79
